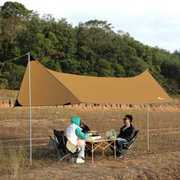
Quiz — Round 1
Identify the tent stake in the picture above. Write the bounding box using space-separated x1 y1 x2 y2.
146 105 150 152
28 52 32 165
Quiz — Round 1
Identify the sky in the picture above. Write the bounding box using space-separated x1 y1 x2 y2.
0 0 180 52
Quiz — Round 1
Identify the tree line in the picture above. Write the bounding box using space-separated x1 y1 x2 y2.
0 1 180 94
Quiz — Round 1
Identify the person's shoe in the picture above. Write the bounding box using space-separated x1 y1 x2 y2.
76 158 85 164
117 154 124 159
116 151 124 159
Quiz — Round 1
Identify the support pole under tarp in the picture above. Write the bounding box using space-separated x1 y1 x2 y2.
146 105 150 151
27 52 32 165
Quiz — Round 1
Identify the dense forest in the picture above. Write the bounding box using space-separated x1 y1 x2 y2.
0 1 180 94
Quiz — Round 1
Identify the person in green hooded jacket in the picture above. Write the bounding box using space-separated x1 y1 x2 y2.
66 115 88 163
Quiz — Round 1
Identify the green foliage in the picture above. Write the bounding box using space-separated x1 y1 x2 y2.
0 1 31 18
2 63 25 89
0 1 180 94
40 57 61 72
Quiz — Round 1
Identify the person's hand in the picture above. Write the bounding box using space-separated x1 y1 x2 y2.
85 133 89 140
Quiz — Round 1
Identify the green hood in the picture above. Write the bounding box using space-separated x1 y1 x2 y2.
71 116 81 126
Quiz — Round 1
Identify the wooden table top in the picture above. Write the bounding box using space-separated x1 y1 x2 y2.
86 138 116 143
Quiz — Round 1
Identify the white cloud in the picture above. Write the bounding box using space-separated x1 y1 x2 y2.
0 0 180 51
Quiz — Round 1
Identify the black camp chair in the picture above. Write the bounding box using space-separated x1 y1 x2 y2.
49 122 90 160
49 129 79 161
116 129 139 156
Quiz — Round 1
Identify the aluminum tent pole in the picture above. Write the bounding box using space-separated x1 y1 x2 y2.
146 105 150 151
27 52 32 165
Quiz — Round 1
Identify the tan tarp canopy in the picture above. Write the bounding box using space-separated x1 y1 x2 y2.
17 60 171 106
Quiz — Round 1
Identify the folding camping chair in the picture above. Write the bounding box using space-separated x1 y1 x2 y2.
116 130 139 156
49 129 79 161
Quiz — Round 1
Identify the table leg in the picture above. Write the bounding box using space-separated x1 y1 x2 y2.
114 140 116 159
102 145 105 157
92 143 94 163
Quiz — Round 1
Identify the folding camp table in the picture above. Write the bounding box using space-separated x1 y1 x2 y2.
86 138 117 163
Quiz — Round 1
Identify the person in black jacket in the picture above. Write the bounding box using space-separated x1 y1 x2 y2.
117 114 135 154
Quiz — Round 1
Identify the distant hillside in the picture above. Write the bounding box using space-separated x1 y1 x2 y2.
0 1 180 94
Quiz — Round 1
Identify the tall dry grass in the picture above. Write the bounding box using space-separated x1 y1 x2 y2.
0 142 28 179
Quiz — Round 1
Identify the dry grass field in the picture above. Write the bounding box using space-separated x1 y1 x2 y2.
0 106 179 179
0 90 180 179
